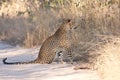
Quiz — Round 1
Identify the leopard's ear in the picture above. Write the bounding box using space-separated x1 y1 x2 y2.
59 18 72 24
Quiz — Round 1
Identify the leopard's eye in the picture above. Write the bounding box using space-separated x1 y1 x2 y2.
67 19 71 22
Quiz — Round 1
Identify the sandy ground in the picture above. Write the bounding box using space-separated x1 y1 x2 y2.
0 41 100 80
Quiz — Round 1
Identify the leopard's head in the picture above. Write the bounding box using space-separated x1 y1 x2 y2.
61 19 78 31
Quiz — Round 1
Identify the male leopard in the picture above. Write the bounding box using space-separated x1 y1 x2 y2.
3 19 77 64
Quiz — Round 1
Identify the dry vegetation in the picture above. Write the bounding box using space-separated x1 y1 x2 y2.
0 0 119 47
94 36 120 80
0 0 120 80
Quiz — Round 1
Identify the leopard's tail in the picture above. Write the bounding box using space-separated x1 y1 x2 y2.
2 58 39 65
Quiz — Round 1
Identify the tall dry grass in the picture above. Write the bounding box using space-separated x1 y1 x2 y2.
0 0 119 47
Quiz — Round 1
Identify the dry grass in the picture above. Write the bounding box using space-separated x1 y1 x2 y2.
74 35 120 80
0 0 119 47
93 36 120 80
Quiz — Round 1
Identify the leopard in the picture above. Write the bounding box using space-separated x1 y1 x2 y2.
3 19 77 64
